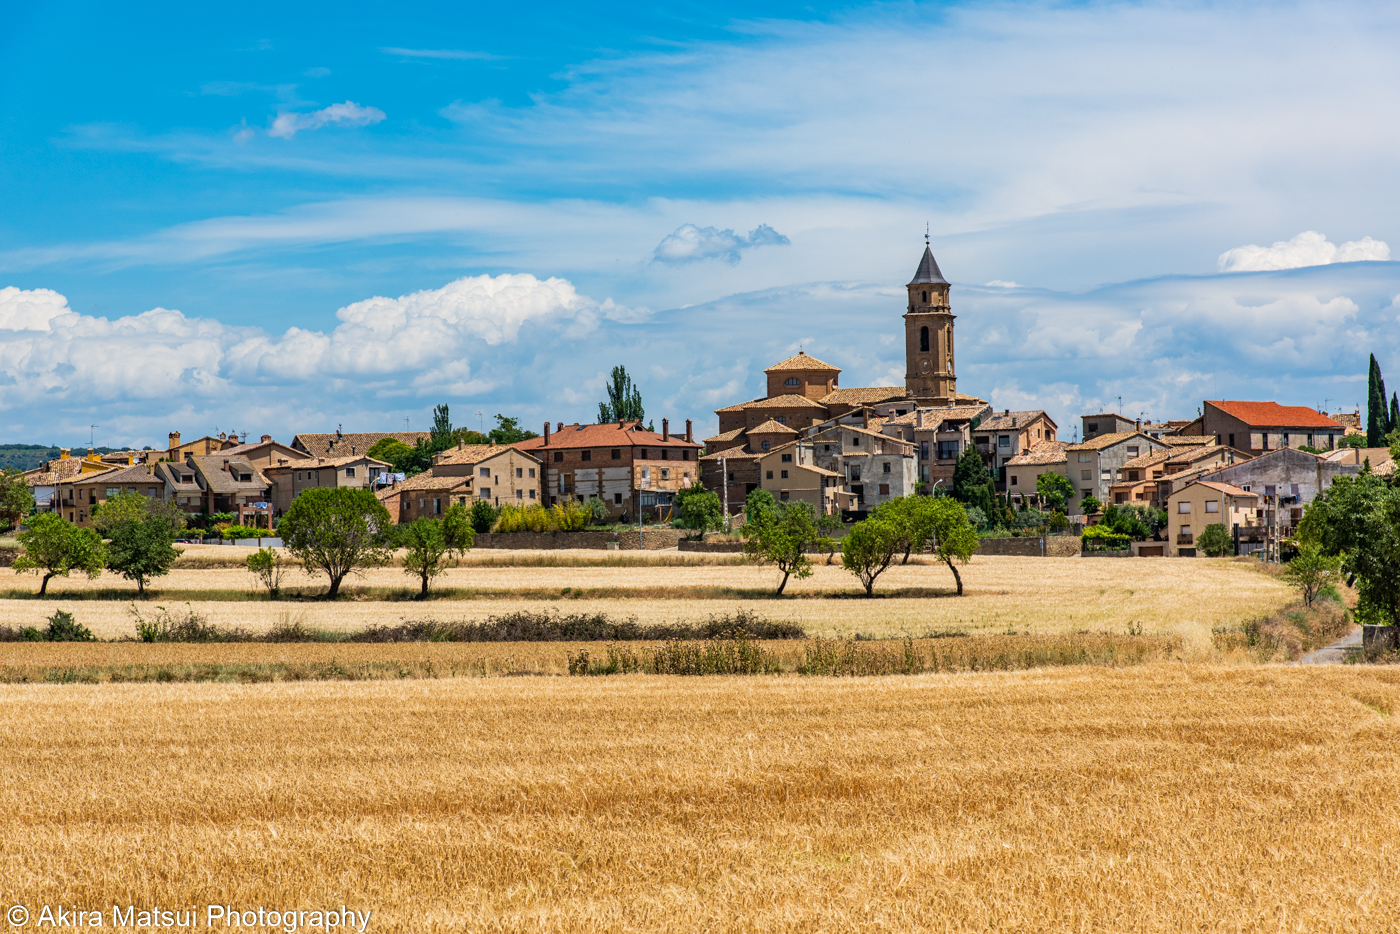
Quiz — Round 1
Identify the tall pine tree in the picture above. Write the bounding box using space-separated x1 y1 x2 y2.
1368 354 1387 447
1391 392 1399 440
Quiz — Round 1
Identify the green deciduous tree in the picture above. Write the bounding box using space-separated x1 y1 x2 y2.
92 490 186 535
744 488 777 529
873 495 940 564
487 414 539 445
597 365 646 424
742 501 830 595
840 516 903 597
1080 495 1103 516
0 469 34 530
13 513 106 595
399 504 475 597
1196 523 1232 557
278 487 394 597
366 438 415 473
468 499 498 534
926 496 979 595
106 517 182 598
1299 473 1400 626
674 483 723 533
1340 433 1369 449
1282 544 1343 607
1035 473 1075 513
245 547 286 598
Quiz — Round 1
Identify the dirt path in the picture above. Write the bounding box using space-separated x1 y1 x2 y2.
1298 627 1362 665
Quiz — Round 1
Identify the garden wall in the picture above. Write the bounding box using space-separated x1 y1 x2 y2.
473 529 689 551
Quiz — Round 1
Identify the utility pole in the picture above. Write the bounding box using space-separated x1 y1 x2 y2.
720 455 729 531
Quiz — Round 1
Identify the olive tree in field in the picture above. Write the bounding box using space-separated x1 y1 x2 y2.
13 513 106 595
399 503 475 597
927 496 979 595
106 517 182 598
840 516 903 597
278 487 394 597
742 501 832 595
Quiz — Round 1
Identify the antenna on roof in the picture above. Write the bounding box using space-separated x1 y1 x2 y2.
90 424 98 448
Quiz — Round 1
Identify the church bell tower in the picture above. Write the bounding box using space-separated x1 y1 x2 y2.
904 239 956 404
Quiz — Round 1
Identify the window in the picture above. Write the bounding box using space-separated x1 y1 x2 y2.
529 489 535 500
850 466 861 481
529 468 536 478
459 497 467 506
480 467 491 477
661 468 670 480
851 435 860 446
823 444 832 452
879 483 890 496
516 490 523 500
433 498 442 515
611 449 621 460
937 440 959 460
1010 475 1018 486
106 488 119 497
766 470 774 480
780 470 788 479
614 493 623 505
780 491 790 501
1088 423 1099 433
1081 470 1091 480
921 290 929 303
776 417 786 426
1128 471 1140 481
1205 501 1219 513
784 377 800 387
480 489 491 499
882 462 891 473
661 449 669 460
1290 484 1300 496
1126 446 1139 457
1079 453 1092 463
516 467 523 478
999 436 1010 448
1228 433 1235 448
683 451 691 461
638 449 648 459
781 453 792 463
1178 502 1191 513
761 441 770 451
920 325 929 352
582 450 591 461
345 467 356 478
553 452 563 463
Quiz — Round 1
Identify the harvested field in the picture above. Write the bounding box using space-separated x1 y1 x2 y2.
1 665 1396 932
3 555 1293 644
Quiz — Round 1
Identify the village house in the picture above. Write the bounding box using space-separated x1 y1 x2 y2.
1063 432 1170 514
877 404 990 488
154 461 205 517
1183 401 1344 454
1004 441 1068 506
754 441 851 513
184 455 274 527
1164 481 1262 558
430 444 543 507
1193 448 1362 548
160 431 245 461
215 435 311 472
53 463 167 527
290 429 430 459
809 424 917 511
1108 443 1251 508
971 409 1059 490
514 419 701 520
25 449 115 513
388 473 474 524
263 454 391 516
1082 413 1139 441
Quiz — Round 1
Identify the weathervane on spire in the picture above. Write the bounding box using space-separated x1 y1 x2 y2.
925 223 930 246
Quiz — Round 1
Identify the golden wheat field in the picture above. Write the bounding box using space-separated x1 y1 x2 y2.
4 555 1293 643
0 665 1396 932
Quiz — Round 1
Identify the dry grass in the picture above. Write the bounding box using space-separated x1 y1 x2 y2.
169 544 751 570
0 665 1396 931
3 556 1294 647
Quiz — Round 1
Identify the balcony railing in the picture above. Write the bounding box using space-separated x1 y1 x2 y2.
1176 534 1194 545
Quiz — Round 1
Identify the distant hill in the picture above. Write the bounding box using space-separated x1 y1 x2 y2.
0 445 138 472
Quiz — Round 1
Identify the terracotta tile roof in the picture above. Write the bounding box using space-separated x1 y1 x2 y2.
154 462 201 492
432 444 525 466
398 473 472 492
1162 435 1215 446
700 449 759 463
738 394 830 411
702 427 747 444
748 419 799 435
219 438 309 459
1121 449 1173 470
513 421 699 451
25 458 116 486
764 351 840 372
1005 441 1068 466
69 464 163 487
977 410 1055 432
1163 445 1233 466
190 456 270 494
1323 447 1393 466
819 386 908 406
1192 481 1259 499
1065 432 1157 452
291 431 430 458
1206 401 1341 429
1082 412 1130 420
1158 466 1210 484
266 454 390 471
1376 459 1396 477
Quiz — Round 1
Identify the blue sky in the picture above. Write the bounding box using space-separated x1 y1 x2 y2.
3 0 1399 447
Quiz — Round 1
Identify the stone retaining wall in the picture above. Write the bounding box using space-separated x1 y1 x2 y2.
678 540 745 553
473 529 689 551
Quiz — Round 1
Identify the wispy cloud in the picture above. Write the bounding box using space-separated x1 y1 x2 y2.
380 47 504 61
268 101 386 139
652 223 789 265
1217 231 1391 272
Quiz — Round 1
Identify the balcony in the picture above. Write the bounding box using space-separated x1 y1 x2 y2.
1176 534 1194 545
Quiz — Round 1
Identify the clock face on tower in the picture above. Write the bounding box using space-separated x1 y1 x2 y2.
921 359 929 371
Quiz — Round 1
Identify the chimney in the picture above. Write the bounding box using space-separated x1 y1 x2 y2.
662 418 670 441
218 432 226 442
544 422 551 445
222 459 230 472
1135 418 1142 431
1004 409 1010 417
261 434 271 443
916 411 925 428
557 422 564 433
59 448 70 460
685 419 693 443
168 431 181 450
336 425 343 440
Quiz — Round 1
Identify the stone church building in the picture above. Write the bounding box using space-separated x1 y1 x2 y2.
700 244 994 512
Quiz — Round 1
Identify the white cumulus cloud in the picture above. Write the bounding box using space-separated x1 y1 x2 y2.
652 223 790 265
1217 231 1391 272
268 101 386 140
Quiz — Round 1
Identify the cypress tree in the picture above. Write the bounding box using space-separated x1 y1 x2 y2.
1368 354 1385 447
1391 392 1399 438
